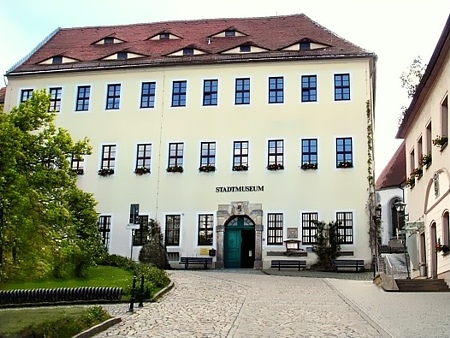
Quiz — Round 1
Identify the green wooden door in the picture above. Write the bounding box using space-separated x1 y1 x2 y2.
224 229 241 268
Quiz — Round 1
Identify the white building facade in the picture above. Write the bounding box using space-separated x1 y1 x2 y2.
396 15 450 279
4 14 377 269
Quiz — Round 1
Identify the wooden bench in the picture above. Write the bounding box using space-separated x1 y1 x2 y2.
332 259 365 272
180 257 212 269
270 260 306 271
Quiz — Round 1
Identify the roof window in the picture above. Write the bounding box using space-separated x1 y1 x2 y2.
225 30 236 37
300 42 311 51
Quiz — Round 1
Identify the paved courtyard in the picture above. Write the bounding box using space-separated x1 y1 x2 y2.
97 270 450 337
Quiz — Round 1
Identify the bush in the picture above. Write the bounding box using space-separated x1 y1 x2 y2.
18 306 110 338
98 254 170 298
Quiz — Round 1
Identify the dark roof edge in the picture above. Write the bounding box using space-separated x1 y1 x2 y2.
396 14 450 139
5 28 61 76
6 53 377 77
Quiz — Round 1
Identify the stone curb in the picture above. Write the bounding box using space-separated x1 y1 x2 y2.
72 317 122 338
73 281 175 337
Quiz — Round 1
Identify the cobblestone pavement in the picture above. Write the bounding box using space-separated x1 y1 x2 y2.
97 270 390 338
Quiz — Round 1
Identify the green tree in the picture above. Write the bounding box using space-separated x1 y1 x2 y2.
139 219 170 269
398 56 427 126
313 221 341 271
0 90 104 281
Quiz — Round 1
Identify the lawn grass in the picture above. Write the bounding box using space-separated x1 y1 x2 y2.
1 265 134 291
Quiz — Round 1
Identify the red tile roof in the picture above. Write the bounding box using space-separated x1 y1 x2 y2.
375 141 406 190
0 87 6 104
8 13 375 75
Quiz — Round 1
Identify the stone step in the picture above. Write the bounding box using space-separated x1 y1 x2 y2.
395 279 450 292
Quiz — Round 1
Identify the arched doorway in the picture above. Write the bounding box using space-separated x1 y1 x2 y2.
224 216 255 268
391 198 405 239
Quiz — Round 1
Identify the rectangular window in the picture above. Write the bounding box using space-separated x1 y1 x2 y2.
235 78 250 105
49 87 62 112
135 143 151 171
233 141 249 170
98 215 111 249
417 136 423 168
334 74 350 101
106 84 121 109
171 81 187 107
70 154 84 174
240 45 250 52
301 75 317 102
101 145 116 170
268 77 284 103
336 138 353 168
441 96 448 137
409 149 415 176
336 212 353 244
76 86 90 111
267 213 283 245
165 215 180 246
168 142 184 168
426 122 432 157
133 215 149 246
302 139 318 168
198 214 214 245
267 139 284 169
140 82 156 108
302 212 318 244
203 79 218 106
20 89 33 102
200 142 216 168
129 204 140 224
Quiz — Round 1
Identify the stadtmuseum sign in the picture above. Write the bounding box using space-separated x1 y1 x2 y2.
215 185 264 193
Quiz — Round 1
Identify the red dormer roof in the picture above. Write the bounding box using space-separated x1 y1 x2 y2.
7 13 375 75
0 87 6 104
376 142 406 190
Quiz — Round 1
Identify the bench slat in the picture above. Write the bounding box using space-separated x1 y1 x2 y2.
180 257 213 269
270 260 306 271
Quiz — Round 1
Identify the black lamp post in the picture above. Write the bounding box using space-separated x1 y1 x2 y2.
394 200 411 279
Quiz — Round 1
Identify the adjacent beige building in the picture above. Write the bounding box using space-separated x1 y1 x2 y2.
396 15 450 279
4 14 377 269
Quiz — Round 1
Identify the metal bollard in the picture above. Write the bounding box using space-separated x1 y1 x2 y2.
138 274 144 308
128 275 137 312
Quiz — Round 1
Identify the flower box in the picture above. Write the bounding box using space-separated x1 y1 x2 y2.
301 163 318 171
134 167 150 175
436 244 450 254
232 165 248 171
432 135 448 150
337 161 353 168
406 174 415 189
199 165 216 173
166 166 184 173
71 168 84 175
420 154 432 168
267 163 284 171
98 168 114 176
413 167 423 179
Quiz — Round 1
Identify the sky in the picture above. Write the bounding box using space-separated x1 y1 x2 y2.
1 0 449 178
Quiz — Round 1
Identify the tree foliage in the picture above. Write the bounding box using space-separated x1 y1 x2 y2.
139 219 170 269
398 56 427 126
0 90 105 282
312 221 341 271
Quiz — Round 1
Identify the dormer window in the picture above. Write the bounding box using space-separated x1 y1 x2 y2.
52 56 62 64
104 37 114 44
117 52 128 60
160 33 169 40
240 45 251 53
300 42 311 51
183 48 194 55
225 30 236 37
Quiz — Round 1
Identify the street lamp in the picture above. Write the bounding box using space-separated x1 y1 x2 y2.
394 201 411 279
